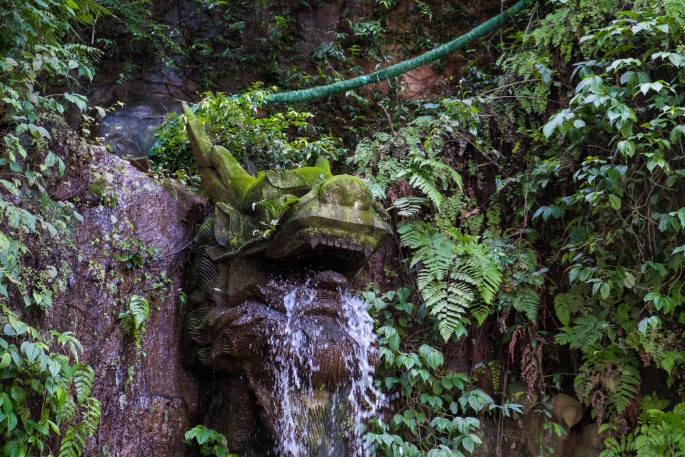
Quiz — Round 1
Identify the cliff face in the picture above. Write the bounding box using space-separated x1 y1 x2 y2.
26 126 207 455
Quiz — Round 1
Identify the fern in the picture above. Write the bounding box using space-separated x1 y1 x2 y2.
555 310 615 349
397 156 463 210
58 426 86 457
119 294 151 348
407 171 444 209
57 384 101 457
389 196 429 217
600 402 685 457
471 302 491 326
553 292 584 327
57 382 101 457
57 394 77 424
574 347 641 423
81 397 102 436
609 360 640 415
398 223 502 341
511 287 540 322
600 435 634 457
74 364 94 403
478 261 502 305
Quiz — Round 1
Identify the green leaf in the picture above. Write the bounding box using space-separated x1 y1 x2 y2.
543 109 573 138
463 435 475 453
0 179 20 196
418 345 444 370
639 81 664 95
28 123 51 139
638 316 660 333
608 194 621 210
670 125 685 143
0 352 11 369
20 341 41 363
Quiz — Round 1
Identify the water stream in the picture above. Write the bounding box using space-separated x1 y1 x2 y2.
267 282 384 456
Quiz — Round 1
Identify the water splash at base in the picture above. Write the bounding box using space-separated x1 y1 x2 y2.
267 282 385 456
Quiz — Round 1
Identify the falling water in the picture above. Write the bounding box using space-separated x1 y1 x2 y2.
267 281 385 456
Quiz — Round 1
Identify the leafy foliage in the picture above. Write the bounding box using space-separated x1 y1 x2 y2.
362 288 519 456
0 306 100 457
0 2 104 453
398 223 502 341
0 0 103 133
531 7 685 428
600 402 685 456
348 0 685 451
349 112 464 209
151 85 345 184
185 425 237 457
119 295 150 349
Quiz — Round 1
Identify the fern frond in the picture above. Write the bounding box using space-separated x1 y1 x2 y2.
610 363 640 414
119 294 151 348
401 223 505 340
447 281 476 304
433 282 472 340
398 222 431 250
81 397 101 436
74 364 94 403
450 270 479 286
411 157 463 193
389 197 429 217
128 295 150 330
477 258 502 305
407 171 444 209
471 302 491 326
599 436 633 457
57 394 77 424
421 281 448 309
512 287 540 323
58 425 86 457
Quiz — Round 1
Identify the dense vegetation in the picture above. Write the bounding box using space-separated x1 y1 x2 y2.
0 1 105 455
2 0 685 455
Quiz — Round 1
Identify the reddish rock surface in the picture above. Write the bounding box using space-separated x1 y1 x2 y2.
33 133 207 456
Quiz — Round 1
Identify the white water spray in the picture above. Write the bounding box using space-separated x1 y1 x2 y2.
267 282 385 456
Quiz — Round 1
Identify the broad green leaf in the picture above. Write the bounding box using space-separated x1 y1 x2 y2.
418 345 444 370
608 194 621 210
639 81 664 95
0 352 11 369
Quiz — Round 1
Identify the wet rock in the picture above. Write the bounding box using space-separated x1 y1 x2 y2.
473 389 585 457
572 424 606 457
97 96 183 158
37 130 207 456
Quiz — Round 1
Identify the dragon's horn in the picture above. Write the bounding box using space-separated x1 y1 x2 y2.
182 101 256 205
182 101 213 168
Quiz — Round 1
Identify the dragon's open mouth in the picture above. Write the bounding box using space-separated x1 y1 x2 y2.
264 206 391 274
264 229 380 276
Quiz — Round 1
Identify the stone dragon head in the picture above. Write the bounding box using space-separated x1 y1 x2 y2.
180 102 391 456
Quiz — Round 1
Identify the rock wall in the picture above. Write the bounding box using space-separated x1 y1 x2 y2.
28 127 207 456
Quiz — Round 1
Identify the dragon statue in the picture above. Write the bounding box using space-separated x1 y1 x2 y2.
180 102 391 456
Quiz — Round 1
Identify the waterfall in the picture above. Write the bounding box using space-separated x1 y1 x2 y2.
267 281 385 456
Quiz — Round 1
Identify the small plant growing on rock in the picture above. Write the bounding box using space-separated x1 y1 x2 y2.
118 294 150 349
185 425 237 457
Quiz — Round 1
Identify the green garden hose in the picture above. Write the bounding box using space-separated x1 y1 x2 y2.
264 0 528 105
